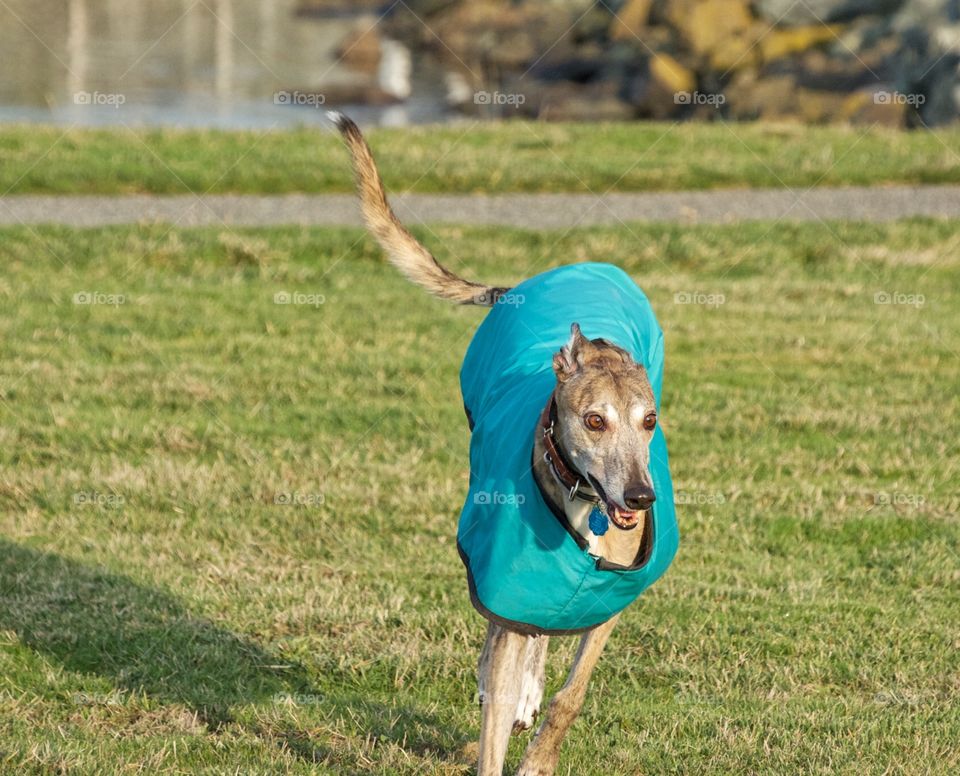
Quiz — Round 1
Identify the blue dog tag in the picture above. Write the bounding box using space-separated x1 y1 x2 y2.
588 507 608 536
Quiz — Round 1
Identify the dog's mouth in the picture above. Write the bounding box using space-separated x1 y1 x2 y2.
587 475 641 531
608 505 641 530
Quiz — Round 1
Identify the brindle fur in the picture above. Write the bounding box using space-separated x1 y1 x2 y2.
332 113 660 775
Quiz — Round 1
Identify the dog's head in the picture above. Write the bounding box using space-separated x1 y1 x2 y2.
552 323 657 530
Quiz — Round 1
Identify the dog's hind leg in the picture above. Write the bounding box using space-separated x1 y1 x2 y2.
516 615 620 776
513 635 548 734
478 621 526 775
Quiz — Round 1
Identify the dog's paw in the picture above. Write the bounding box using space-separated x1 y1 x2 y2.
512 694 540 734
512 636 547 735
511 683 542 734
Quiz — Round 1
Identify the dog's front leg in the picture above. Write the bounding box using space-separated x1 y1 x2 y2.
516 614 620 776
478 621 526 775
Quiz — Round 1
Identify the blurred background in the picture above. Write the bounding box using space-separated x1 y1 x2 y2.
1 0 958 129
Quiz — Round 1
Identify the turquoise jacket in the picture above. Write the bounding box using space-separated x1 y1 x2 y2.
457 262 679 635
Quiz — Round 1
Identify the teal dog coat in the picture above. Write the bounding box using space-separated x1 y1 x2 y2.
457 262 679 635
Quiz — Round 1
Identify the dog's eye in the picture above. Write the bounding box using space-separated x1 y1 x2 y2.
643 413 657 431
584 413 605 432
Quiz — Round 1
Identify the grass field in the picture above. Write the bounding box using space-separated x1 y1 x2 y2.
4 121 960 194
1 218 957 774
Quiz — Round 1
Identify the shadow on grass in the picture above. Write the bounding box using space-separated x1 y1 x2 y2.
0 540 473 770
0 539 315 727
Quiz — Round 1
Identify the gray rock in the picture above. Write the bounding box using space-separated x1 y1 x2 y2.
891 0 957 30
891 25 960 124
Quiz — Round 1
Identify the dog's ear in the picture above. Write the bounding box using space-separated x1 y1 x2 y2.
552 322 588 382
592 337 635 366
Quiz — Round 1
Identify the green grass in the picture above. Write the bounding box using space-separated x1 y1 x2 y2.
4 121 960 194
0 219 957 774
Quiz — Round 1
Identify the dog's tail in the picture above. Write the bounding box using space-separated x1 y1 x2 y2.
328 112 508 306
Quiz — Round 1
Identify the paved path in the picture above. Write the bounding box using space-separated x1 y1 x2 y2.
1 185 959 228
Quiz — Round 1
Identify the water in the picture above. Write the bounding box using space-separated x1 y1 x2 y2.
0 0 454 128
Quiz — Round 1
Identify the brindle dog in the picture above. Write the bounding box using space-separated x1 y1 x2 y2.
331 113 660 776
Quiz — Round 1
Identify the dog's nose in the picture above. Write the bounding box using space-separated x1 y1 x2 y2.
623 485 656 511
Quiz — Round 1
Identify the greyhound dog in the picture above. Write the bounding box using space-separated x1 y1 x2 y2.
331 113 679 776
